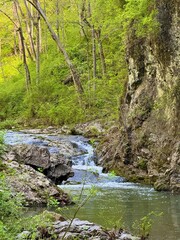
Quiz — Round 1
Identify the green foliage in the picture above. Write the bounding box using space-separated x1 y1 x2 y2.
0 0 159 128
132 211 163 239
0 132 23 239
123 0 159 38
0 172 24 239
102 214 124 230
0 131 5 156
0 179 23 221
47 196 59 208
0 221 8 240
108 170 117 178
0 171 59 239
88 185 98 196
37 167 43 173
0 75 26 123
22 80 85 125
0 120 18 130
20 211 55 233
137 158 148 171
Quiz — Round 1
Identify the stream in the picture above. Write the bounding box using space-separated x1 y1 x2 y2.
5 131 180 240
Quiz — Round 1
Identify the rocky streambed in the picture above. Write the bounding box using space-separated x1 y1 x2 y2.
2 129 180 240
3 128 125 204
2 129 138 239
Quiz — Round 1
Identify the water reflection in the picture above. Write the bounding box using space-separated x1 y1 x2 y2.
62 187 180 240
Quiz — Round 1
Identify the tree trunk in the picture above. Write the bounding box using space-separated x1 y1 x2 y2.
79 0 86 37
43 0 48 53
56 0 60 38
92 25 97 79
19 27 31 90
17 1 34 61
27 0 84 94
87 0 91 18
23 0 36 59
36 11 41 83
13 29 18 55
13 2 22 57
0 39 5 81
24 0 41 82
96 28 106 76
14 0 31 90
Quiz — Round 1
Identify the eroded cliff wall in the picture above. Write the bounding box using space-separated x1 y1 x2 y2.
100 0 180 192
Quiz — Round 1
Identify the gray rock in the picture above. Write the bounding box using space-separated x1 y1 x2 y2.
16 231 31 239
4 144 74 184
72 121 105 137
4 144 51 170
4 160 71 206
66 168 99 184
47 153 74 184
42 217 139 239
49 140 83 157
119 232 140 240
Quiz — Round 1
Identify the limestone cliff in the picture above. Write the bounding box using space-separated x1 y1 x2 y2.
99 0 180 192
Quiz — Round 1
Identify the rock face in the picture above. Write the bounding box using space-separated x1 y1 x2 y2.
3 160 71 206
99 0 180 192
47 153 74 184
6 144 51 169
4 144 74 184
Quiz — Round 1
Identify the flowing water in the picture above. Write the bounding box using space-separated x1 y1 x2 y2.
5 131 180 240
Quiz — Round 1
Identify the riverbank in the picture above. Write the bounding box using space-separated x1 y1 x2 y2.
2 120 180 193
1 129 141 240
17 211 139 240
1 128 179 239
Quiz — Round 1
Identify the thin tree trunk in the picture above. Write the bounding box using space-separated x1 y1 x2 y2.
43 0 48 53
17 1 34 61
36 11 40 83
87 0 91 18
14 0 31 90
98 40 106 76
92 25 96 79
96 29 106 76
13 2 22 57
60 3 66 45
13 4 18 56
56 0 60 38
0 39 5 81
27 0 84 94
13 30 18 55
19 28 31 90
25 42 34 61
81 3 97 79
24 0 41 82
30 5 34 40
23 0 36 59
79 0 86 37
39 14 42 52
